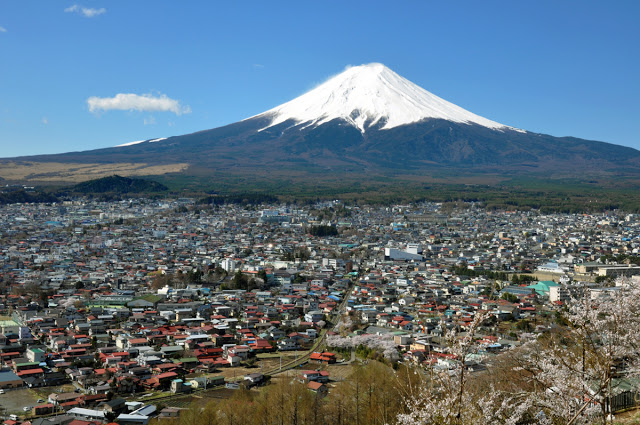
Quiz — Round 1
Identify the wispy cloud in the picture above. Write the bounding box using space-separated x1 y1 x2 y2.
253 64 265 69
65 5 106 18
42 117 49 125
0 26 7 33
143 116 157 125
87 93 191 115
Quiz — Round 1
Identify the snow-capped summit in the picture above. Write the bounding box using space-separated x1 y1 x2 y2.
254 63 511 133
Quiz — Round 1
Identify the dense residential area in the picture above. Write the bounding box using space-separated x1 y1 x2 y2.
1 198 640 424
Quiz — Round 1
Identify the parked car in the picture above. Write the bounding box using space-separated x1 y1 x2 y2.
23 406 31 412
37 399 45 403
0 389 5 394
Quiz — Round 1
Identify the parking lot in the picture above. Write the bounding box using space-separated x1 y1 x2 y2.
0 388 41 416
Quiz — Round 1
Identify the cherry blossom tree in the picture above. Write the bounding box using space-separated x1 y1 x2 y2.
327 333 399 361
394 311 533 425
335 316 353 334
510 276 640 425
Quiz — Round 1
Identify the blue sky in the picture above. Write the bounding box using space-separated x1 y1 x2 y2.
1 1 639 157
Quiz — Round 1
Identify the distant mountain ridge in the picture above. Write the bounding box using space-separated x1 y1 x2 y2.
2 63 639 187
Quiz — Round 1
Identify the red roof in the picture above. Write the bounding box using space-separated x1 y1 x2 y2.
17 368 44 376
35 403 55 408
307 381 324 390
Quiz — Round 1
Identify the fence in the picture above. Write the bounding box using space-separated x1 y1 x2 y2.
611 390 640 413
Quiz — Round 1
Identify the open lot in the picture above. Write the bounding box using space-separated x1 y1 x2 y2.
213 357 284 381
0 160 188 182
0 388 41 415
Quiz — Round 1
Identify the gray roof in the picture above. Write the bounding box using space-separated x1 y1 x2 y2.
0 370 21 382
31 415 75 425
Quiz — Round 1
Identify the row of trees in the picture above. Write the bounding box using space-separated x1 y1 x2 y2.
309 225 339 237
151 362 414 425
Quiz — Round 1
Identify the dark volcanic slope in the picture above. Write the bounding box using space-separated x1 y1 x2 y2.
15 116 640 179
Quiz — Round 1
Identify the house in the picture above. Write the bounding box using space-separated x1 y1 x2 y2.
23 376 45 388
99 397 127 414
304 311 324 323
307 381 328 396
49 392 82 405
226 345 250 360
398 296 415 306
187 377 208 389
33 403 55 415
243 373 264 387
0 370 23 389
309 352 336 364
127 338 149 349
27 347 46 363
116 413 151 424
300 370 329 383
170 379 192 393
67 407 106 422
158 407 180 419
277 338 299 351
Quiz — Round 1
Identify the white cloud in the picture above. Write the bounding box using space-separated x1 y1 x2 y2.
0 26 7 33
143 116 157 125
87 93 191 115
65 5 106 18
42 117 49 125
253 64 265 69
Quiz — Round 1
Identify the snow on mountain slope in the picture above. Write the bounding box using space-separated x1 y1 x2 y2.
116 137 167 147
253 63 515 133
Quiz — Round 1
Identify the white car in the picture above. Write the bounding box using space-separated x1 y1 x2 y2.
23 406 31 412
0 389 5 394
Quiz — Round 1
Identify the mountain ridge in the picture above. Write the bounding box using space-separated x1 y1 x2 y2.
1 63 639 188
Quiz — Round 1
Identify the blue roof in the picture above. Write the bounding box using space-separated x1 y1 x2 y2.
526 281 560 296
0 370 21 383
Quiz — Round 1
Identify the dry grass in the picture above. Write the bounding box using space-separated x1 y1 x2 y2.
614 408 640 424
0 161 188 182
324 363 356 382
214 358 283 381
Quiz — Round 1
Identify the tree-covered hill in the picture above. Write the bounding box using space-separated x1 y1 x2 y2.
69 175 168 194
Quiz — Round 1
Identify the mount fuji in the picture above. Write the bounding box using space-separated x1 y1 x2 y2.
251 63 512 133
3 63 640 187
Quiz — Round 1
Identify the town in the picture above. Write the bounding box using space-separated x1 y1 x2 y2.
0 197 639 424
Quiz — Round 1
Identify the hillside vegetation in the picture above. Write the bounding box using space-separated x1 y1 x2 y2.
69 175 168 194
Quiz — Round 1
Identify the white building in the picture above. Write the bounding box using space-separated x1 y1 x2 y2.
221 258 237 273
384 248 422 261
549 286 570 303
